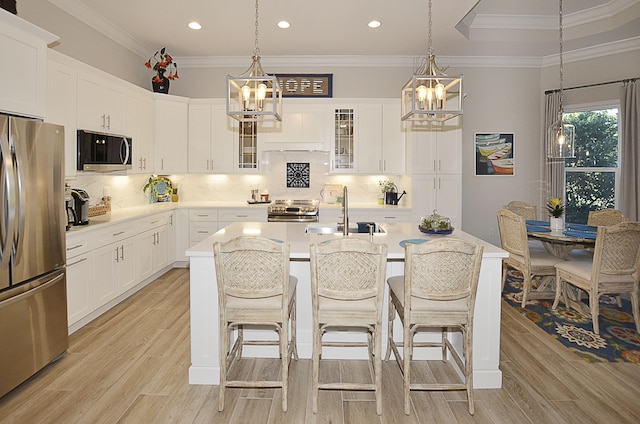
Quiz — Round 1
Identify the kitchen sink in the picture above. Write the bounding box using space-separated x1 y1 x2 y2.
305 223 385 235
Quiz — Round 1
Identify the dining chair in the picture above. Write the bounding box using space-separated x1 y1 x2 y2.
213 236 298 412
497 208 563 306
385 238 483 415
309 238 388 415
553 222 640 334
504 200 537 221
587 209 629 227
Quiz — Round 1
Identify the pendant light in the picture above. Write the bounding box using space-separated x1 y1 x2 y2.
401 0 463 122
547 0 575 159
227 0 282 122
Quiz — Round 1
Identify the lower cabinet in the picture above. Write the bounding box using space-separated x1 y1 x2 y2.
92 237 137 308
65 211 174 332
66 250 93 325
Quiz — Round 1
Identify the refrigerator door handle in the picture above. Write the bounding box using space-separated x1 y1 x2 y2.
11 133 26 263
0 133 17 268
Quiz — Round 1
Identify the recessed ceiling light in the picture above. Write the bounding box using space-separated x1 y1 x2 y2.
368 20 381 28
188 21 202 30
277 20 291 29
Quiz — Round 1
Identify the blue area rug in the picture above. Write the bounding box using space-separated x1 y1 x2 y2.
503 267 640 363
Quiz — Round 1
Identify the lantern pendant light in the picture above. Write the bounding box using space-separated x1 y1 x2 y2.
401 0 463 122
547 0 575 159
227 0 282 122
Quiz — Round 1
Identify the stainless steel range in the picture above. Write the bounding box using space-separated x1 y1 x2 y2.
267 199 319 222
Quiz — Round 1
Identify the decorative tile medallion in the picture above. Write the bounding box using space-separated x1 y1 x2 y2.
286 162 310 188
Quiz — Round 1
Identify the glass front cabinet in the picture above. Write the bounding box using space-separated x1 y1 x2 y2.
332 108 355 172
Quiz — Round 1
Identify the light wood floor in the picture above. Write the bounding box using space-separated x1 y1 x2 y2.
1 268 639 423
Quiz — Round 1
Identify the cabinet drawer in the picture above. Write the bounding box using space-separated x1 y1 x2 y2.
189 221 219 242
66 233 93 259
189 209 218 221
92 222 136 245
218 208 266 222
138 212 171 232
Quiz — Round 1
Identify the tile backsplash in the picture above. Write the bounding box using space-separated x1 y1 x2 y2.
67 154 410 209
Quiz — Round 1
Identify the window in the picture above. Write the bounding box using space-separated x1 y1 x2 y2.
563 104 620 224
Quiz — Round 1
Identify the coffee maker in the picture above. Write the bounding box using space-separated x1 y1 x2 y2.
70 189 90 225
65 186 75 230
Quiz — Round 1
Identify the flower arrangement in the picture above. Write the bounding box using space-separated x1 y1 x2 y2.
145 47 179 82
547 197 564 218
379 179 396 193
143 175 173 202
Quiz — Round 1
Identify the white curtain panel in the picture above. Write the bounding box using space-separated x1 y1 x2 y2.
620 79 639 221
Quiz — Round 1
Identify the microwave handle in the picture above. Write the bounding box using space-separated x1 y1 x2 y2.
120 137 130 165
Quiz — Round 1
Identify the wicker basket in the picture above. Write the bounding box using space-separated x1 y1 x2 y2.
88 204 109 217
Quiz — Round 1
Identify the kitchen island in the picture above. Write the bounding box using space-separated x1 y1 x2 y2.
186 222 508 388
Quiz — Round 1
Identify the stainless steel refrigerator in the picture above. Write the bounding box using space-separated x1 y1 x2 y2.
0 114 68 398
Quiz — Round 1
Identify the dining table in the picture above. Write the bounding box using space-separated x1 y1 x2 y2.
526 220 596 313
526 220 596 259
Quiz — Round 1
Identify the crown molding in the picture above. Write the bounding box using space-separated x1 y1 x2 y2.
49 0 150 57
541 35 640 67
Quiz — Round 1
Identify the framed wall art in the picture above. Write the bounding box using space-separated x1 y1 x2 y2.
474 132 515 176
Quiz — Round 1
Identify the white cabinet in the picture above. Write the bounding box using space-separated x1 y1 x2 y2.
412 174 462 228
409 120 462 227
330 101 405 175
154 95 189 173
188 209 219 246
137 226 168 281
351 209 412 224
46 58 78 177
188 102 235 173
126 90 154 173
409 121 462 175
77 71 126 134
92 235 136 307
65 233 93 326
259 103 328 146
218 207 267 228
0 11 57 118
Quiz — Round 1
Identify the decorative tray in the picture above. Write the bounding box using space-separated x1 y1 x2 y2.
247 200 272 204
418 225 454 235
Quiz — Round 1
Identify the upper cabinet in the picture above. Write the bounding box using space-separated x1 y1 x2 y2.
0 11 58 118
330 101 405 175
154 94 189 174
77 71 126 135
126 89 154 174
259 102 329 149
188 100 234 174
409 119 462 175
46 57 77 177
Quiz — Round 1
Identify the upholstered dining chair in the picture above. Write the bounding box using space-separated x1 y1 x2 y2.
385 238 483 415
213 236 298 412
553 222 640 334
497 208 563 306
309 238 387 415
504 200 538 221
587 209 629 227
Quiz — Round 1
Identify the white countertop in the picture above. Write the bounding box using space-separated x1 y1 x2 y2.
66 201 411 235
186 222 506 260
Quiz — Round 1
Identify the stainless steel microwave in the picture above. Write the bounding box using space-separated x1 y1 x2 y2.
77 130 132 172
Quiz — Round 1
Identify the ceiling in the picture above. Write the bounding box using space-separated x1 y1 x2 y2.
50 0 640 66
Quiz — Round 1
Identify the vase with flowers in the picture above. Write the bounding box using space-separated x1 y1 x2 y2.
547 197 565 230
145 47 179 94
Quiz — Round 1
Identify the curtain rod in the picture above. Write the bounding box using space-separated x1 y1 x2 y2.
544 77 638 95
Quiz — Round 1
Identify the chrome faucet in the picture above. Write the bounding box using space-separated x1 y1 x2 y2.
341 186 349 236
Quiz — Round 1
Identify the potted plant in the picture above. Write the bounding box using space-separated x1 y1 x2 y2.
547 197 564 229
145 47 179 93
379 179 398 205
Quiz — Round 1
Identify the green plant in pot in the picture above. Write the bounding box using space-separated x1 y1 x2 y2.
379 179 398 205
